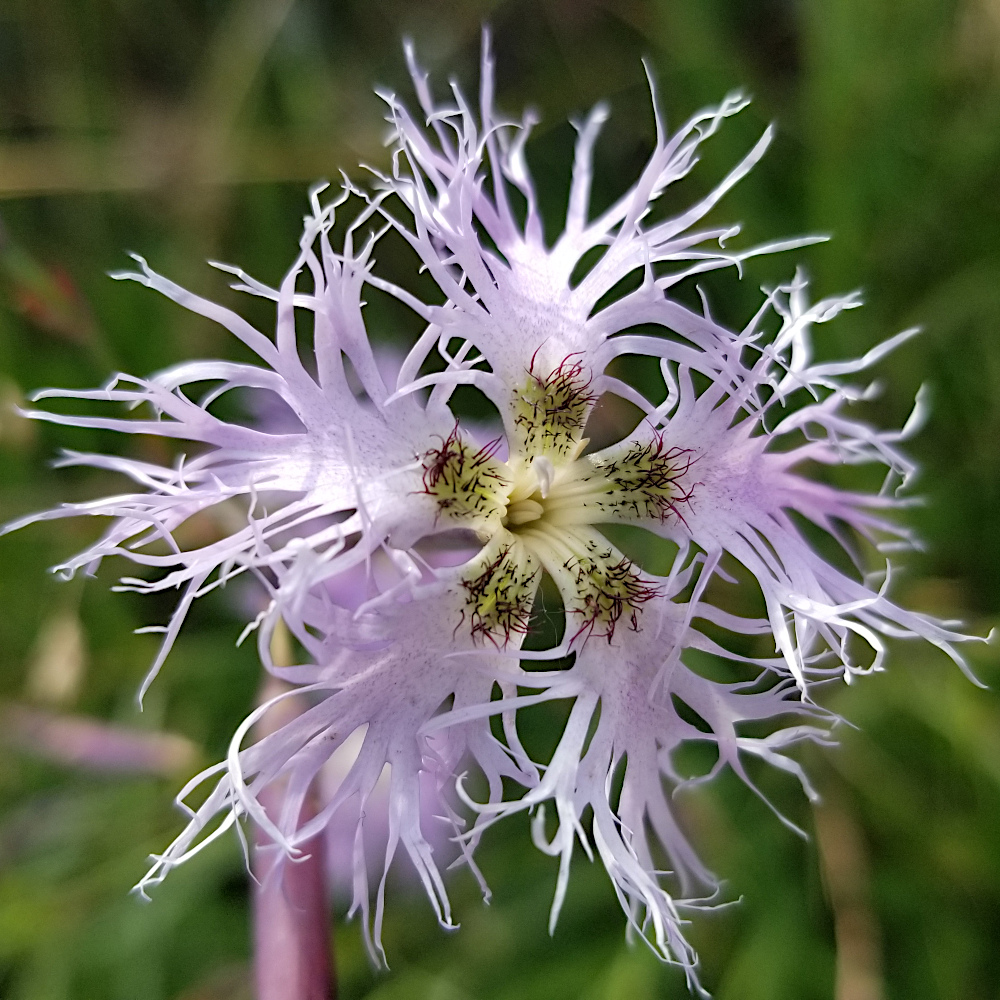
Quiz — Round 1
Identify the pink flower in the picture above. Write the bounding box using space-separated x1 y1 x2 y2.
4 33 986 992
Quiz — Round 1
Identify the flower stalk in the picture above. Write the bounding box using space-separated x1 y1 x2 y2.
253 625 334 1000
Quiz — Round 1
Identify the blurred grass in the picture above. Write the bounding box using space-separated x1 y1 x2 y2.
1 1 999 998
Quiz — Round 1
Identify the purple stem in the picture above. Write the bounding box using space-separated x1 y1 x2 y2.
252 677 335 1000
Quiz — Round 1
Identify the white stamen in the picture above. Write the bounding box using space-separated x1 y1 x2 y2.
531 455 555 498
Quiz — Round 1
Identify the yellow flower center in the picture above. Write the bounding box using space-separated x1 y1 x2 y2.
420 359 692 646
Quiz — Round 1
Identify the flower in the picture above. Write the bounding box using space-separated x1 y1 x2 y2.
3 32 987 993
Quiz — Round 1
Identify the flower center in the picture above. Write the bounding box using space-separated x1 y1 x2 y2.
420 360 692 646
502 457 555 527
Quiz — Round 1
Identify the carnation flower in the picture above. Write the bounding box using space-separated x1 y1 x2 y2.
4 34 987 993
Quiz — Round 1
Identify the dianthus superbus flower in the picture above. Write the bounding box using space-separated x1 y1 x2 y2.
4 34 986 993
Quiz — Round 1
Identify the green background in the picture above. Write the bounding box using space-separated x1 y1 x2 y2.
1 1 998 997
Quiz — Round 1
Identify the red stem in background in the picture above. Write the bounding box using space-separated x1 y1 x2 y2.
252 657 335 999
